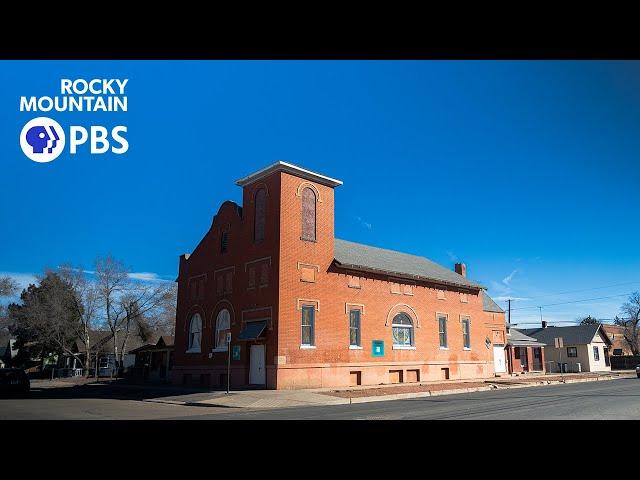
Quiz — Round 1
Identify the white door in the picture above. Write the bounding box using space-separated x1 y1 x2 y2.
493 346 506 373
249 344 266 385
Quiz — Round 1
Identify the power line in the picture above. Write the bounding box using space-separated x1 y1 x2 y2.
513 281 640 301
509 292 632 311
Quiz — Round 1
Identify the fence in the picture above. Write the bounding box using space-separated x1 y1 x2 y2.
610 355 640 370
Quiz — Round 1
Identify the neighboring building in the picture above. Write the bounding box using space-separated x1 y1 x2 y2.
0 334 17 368
129 336 174 383
57 330 148 376
520 324 612 373
173 161 507 390
505 328 546 374
601 325 634 356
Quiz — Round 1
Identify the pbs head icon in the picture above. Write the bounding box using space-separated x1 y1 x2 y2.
20 117 66 163
20 117 128 163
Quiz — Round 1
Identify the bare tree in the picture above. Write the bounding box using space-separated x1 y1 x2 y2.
0 276 19 297
94 256 175 375
58 265 100 375
145 283 177 336
0 276 19 334
116 282 175 368
94 256 129 374
615 292 640 355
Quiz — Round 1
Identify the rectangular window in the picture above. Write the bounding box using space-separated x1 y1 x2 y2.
259 263 269 287
460 293 468 303
567 346 577 358
438 315 448 348
461 317 471 349
301 305 315 346
248 266 256 289
402 284 413 295
437 289 446 300
349 310 361 347
220 231 229 253
593 346 600 361
190 279 197 300
390 282 401 294
224 271 232 294
613 348 623 356
348 275 361 289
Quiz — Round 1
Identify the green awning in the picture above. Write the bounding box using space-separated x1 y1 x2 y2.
237 320 267 341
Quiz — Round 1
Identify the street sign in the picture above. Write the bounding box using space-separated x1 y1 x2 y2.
232 345 241 361
554 337 564 348
372 340 384 357
225 333 232 394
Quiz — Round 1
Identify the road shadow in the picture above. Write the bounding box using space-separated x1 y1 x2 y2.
0 379 232 402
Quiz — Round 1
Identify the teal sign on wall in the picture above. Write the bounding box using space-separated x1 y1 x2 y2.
372 340 384 357
232 345 241 361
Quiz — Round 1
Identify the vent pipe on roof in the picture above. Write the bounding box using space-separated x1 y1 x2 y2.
454 263 466 277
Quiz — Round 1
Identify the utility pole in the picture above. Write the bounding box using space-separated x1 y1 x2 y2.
507 299 511 326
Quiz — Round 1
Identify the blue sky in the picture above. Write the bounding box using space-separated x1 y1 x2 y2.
1 60 639 326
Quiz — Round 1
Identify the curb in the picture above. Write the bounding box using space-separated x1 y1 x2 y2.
348 386 494 404
142 373 636 409
336 373 637 405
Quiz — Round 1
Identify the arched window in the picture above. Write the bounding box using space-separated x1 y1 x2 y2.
215 309 231 350
392 313 414 347
254 188 266 243
301 187 316 241
187 314 202 353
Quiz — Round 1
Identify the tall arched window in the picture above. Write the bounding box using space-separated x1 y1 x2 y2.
187 314 202 353
254 188 266 243
215 309 231 350
301 187 317 241
392 313 414 347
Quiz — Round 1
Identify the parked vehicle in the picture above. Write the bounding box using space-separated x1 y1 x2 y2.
0 368 30 395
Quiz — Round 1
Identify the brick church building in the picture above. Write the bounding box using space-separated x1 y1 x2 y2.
173 161 507 389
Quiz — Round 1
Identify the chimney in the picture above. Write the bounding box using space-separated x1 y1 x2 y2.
542 320 548 329
454 263 466 277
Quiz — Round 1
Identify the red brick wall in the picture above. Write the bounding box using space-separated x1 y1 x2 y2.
173 173 282 388
173 167 507 389
275 170 505 388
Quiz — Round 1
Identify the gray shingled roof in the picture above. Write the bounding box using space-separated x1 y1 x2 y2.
520 324 611 347
334 239 483 289
483 292 504 313
507 328 546 347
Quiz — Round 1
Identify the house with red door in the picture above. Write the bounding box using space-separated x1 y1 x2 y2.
506 327 546 374
172 162 507 389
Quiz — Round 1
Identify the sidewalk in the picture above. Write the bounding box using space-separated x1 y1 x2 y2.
142 370 637 410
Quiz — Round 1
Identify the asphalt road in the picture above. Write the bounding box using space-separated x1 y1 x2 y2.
2 377 639 419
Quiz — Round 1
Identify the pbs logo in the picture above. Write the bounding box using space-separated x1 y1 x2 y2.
20 117 66 163
20 117 128 163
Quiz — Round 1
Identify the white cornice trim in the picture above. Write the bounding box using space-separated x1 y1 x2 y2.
235 161 343 188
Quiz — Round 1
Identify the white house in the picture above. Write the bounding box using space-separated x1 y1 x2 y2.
520 324 612 373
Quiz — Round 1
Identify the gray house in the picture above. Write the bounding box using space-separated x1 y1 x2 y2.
0 334 17 368
520 324 612 373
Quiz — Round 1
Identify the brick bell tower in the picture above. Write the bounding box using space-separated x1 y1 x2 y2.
236 161 343 388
